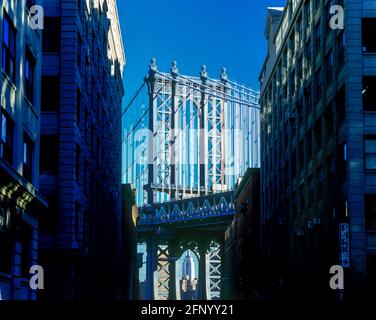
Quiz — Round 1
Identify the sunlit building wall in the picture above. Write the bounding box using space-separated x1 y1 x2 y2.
0 0 47 300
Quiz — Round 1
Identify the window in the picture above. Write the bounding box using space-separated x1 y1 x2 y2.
327 153 335 186
336 86 346 124
83 159 87 194
365 137 376 170
2 13 16 82
77 33 82 70
318 166 324 195
365 195 376 230
297 55 303 82
325 103 334 138
315 19 322 51
297 98 304 125
74 201 81 240
296 16 303 47
305 0 311 26
291 69 296 95
43 17 61 52
25 48 35 103
326 1 333 34
315 67 323 103
307 129 313 159
305 84 313 114
41 76 60 111
326 50 334 84
362 19 376 53
76 88 81 124
338 143 347 181
309 176 314 205
300 184 305 209
299 139 305 169
76 144 80 181
0 110 14 164
19 222 32 278
315 118 322 150
23 134 33 182
363 76 376 111
289 32 295 56
283 84 288 100
0 229 12 274
40 135 59 172
85 107 89 141
291 151 297 179
338 30 345 66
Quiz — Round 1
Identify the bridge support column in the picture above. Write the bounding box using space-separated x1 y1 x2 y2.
198 240 210 300
168 241 181 300
146 237 158 300
219 236 226 300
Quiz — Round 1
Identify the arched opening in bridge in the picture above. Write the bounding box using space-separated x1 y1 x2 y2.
178 249 199 300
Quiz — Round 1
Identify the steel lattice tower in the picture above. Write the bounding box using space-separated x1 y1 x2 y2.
124 59 260 206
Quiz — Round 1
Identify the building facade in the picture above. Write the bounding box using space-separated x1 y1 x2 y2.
224 168 261 300
259 0 376 298
0 0 48 300
39 0 125 299
121 184 139 300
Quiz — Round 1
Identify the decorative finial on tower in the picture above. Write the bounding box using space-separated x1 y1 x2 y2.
171 60 178 78
200 65 208 84
149 58 157 72
220 67 228 82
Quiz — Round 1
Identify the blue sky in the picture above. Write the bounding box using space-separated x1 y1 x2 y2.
117 0 286 115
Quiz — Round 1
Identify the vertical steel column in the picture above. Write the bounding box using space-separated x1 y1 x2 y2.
220 68 228 189
146 236 158 300
168 240 181 300
146 59 157 205
198 239 210 300
199 66 208 192
218 236 226 300
170 62 178 200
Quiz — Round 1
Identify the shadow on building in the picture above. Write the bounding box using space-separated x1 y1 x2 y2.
38 0 126 300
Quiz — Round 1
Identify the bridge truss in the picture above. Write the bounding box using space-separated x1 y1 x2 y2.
122 60 260 300
123 59 260 207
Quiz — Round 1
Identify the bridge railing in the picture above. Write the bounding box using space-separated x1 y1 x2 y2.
138 192 235 226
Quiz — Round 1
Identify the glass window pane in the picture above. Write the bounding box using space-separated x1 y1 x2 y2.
366 155 376 170
3 18 9 46
365 139 376 153
1 114 6 142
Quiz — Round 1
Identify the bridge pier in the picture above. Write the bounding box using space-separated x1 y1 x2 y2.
146 237 158 300
198 240 210 300
219 237 226 300
168 240 181 300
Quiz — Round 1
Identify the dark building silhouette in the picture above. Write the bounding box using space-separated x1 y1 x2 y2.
38 0 125 299
224 168 261 300
259 1 376 299
121 184 139 300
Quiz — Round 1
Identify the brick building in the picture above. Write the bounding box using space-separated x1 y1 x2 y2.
0 0 48 300
38 0 125 299
259 0 376 298
224 168 261 300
